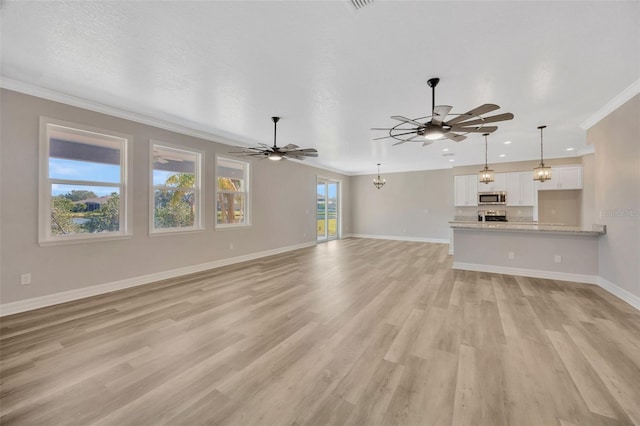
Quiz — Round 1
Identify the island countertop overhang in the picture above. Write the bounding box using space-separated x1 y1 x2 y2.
449 221 606 236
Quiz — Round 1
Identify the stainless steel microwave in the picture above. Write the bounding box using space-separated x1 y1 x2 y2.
478 191 507 205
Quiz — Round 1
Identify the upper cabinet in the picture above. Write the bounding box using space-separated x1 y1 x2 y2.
506 171 535 206
536 166 583 191
454 174 478 206
477 172 506 192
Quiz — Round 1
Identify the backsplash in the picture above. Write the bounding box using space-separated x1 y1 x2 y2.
454 206 534 222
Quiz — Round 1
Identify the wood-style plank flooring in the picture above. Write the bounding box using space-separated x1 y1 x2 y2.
1 238 639 425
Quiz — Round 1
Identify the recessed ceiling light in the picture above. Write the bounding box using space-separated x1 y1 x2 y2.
499 154 506 157
504 141 512 145
443 148 449 152
449 159 455 162
566 147 575 151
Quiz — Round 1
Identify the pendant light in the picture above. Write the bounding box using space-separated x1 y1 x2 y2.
373 163 386 189
478 133 494 184
533 125 552 182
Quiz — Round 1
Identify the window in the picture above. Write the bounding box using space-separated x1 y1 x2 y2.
151 143 202 233
39 118 131 244
216 156 249 227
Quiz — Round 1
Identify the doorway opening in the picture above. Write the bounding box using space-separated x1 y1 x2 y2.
317 178 339 242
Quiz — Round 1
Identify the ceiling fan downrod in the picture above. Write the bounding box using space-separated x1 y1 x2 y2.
272 116 280 148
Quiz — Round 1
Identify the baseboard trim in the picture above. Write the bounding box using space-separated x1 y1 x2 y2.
349 234 450 244
0 241 316 317
597 276 640 311
452 262 599 285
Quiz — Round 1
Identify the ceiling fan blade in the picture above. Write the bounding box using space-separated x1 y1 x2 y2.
285 150 318 157
391 116 424 127
450 126 498 133
446 104 501 125
373 130 418 141
282 144 300 150
443 133 467 142
370 127 395 130
450 112 514 128
431 105 452 125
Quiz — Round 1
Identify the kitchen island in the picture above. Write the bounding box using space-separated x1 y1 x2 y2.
449 221 606 284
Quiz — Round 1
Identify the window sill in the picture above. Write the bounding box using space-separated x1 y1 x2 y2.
215 223 252 231
149 227 205 237
39 233 132 247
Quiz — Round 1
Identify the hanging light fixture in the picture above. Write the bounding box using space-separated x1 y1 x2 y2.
478 133 494 184
373 163 386 189
533 125 552 182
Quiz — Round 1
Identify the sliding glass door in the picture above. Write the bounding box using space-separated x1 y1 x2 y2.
317 178 339 242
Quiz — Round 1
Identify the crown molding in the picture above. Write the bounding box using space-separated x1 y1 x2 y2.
580 79 640 130
0 77 352 177
577 144 595 156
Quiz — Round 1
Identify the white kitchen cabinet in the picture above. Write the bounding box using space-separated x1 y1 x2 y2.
536 166 583 191
506 171 535 206
477 172 506 192
454 175 478 206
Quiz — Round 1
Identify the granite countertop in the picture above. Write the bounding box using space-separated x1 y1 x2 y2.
449 221 606 236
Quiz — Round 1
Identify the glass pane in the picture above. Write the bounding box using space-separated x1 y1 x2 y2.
154 171 196 188
154 189 196 229
217 177 244 191
217 193 245 224
49 157 121 183
50 184 120 235
153 146 197 186
217 158 246 179
328 182 338 238
317 182 327 239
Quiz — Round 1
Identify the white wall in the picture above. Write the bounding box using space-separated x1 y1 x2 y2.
0 89 351 305
349 168 453 242
588 94 640 299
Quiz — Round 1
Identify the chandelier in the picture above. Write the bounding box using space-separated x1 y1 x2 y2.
533 125 552 182
478 133 494 184
373 163 386 189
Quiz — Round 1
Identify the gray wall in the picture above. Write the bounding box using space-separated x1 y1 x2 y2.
588 94 640 299
581 153 596 226
0 90 350 304
538 190 581 226
349 168 453 241
454 229 599 276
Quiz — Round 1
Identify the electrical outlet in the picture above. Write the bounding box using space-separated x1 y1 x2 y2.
508 251 515 260
21 273 31 285
554 255 562 263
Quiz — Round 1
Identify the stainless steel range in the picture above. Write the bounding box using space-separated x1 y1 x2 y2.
478 210 508 222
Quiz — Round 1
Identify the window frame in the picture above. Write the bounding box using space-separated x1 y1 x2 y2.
149 141 204 235
38 117 132 246
215 155 251 229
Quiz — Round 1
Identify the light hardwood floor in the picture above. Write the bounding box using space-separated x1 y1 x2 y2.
1 238 639 425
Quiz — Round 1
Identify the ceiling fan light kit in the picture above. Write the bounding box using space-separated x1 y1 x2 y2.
479 133 495 184
372 77 514 149
533 125 552 182
229 116 318 161
373 163 386 189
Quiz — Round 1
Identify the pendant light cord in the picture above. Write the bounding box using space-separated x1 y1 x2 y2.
538 125 546 166
485 135 488 168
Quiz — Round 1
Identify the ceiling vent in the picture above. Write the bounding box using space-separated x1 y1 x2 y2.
350 0 374 10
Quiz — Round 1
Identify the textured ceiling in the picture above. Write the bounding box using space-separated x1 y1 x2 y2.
1 1 638 174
